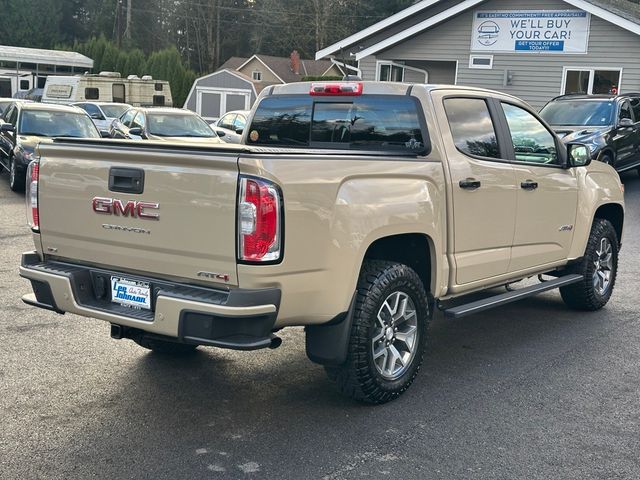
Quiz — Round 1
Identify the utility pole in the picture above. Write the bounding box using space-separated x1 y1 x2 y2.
124 0 132 42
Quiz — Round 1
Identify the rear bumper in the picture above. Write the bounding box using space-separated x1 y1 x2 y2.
20 251 281 350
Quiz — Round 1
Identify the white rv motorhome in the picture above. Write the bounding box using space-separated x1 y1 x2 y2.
41 72 172 107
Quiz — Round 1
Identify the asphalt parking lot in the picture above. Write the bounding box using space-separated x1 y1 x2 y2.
1 169 639 480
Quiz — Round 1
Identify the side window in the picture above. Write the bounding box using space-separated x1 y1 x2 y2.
85 87 99 100
630 97 640 123
3 105 15 123
121 109 136 127
131 112 146 129
233 114 246 130
444 97 500 159
619 100 632 121
219 114 236 130
502 103 559 165
8 106 18 126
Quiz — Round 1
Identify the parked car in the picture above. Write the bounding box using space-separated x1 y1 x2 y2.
213 110 249 144
0 102 100 191
73 102 130 131
110 107 222 143
539 93 640 174
0 98 32 116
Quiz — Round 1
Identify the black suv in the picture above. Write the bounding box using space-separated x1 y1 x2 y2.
539 93 640 174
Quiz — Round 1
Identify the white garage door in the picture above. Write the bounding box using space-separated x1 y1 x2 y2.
196 88 251 121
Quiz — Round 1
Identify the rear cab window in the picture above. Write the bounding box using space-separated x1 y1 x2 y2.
246 95 429 154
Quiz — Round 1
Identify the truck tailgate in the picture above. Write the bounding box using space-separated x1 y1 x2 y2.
36 142 240 286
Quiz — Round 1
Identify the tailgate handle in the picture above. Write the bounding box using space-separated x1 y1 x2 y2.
109 167 144 194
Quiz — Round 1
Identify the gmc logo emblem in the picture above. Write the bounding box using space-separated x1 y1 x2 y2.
92 197 159 220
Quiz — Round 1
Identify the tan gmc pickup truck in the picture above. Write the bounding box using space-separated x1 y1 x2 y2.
20 82 625 404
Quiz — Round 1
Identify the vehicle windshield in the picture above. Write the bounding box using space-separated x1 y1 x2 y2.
147 113 215 137
19 110 100 138
539 100 615 126
101 104 130 118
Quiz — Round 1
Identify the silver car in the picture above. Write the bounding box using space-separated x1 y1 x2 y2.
73 102 131 131
213 110 249 144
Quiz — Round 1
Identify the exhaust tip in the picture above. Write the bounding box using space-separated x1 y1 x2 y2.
269 335 282 349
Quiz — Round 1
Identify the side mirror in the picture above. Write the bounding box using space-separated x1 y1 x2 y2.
99 130 111 138
618 117 634 128
216 130 226 137
128 127 143 136
567 143 592 168
235 128 244 135
90 112 105 121
1 123 15 132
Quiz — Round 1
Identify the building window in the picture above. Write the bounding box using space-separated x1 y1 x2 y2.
19 80 30 90
469 55 493 69
562 68 622 95
378 63 404 82
252 71 262 81
85 87 99 100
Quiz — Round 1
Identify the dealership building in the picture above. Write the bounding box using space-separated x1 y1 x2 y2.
317 0 640 109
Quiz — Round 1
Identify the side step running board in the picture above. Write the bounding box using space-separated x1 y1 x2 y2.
444 274 583 319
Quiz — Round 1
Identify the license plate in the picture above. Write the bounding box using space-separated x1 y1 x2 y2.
110 276 151 310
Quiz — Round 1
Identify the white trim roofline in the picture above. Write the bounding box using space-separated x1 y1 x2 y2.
563 0 640 36
354 0 640 61
236 55 285 84
315 0 443 60
355 0 484 61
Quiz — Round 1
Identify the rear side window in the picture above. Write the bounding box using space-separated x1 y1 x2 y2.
444 98 500 159
247 95 427 153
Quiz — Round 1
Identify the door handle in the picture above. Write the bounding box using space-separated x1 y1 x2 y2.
459 178 481 190
520 180 538 190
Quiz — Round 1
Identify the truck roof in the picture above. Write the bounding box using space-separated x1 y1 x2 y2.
265 81 526 104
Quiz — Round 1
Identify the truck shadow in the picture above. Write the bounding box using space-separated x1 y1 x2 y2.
49 291 623 478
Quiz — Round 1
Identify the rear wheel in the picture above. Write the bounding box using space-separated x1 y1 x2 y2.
9 156 25 192
325 260 430 404
560 218 618 310
133 336 198 355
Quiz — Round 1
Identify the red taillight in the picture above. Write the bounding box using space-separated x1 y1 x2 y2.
238 177 281 262
310 82 363 96
26 160 39 232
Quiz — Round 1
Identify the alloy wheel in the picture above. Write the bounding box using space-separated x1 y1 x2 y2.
371 291 419 380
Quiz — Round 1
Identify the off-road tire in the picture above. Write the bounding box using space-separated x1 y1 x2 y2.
133 336 198 355
325 260 430 404
9 156 25 192
560 218 618 311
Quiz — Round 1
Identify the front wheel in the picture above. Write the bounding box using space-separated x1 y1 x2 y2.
560 218 618 310
325 260 430 404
